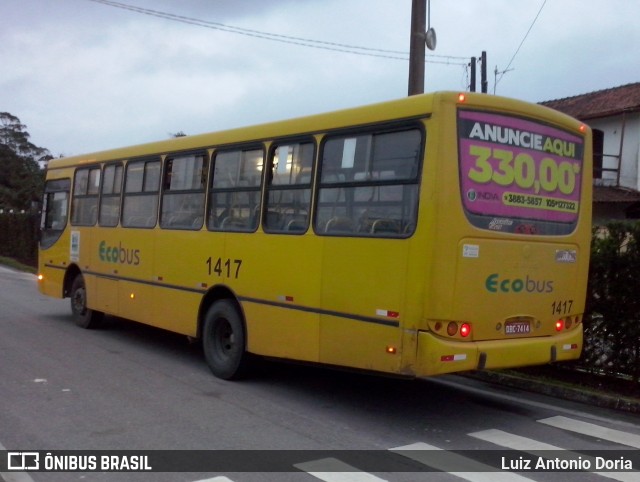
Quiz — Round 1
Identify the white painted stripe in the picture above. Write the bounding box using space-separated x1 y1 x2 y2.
0 440 36 482
192 477 235 482
470 428 559 450
539 416 640 449
294 458 387 482
391 442 533 481
470 429 638 482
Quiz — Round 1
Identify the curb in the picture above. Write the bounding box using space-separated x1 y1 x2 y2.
463 370 640 414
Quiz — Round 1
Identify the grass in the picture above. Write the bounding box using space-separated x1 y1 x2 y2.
0 256 37 274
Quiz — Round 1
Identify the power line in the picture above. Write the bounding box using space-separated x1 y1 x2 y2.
85 0 468 65
495 0 547 89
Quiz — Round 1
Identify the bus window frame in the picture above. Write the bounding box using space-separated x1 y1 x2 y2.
313 122 425 238
121 157 162 229
70 165 101 227
263 137 316 235
99 161 124 227
40 178 71 249
207 144 265 233
160 150 209 231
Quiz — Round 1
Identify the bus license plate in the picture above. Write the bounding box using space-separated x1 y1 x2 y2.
505 321 530 335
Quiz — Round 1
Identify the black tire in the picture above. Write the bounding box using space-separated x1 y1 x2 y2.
202 300 250 380
70 275 104 329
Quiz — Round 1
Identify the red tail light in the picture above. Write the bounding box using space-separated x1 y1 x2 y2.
460 323 471 337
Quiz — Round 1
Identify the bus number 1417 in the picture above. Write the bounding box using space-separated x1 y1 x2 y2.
551 299 573 315
206 257 242 279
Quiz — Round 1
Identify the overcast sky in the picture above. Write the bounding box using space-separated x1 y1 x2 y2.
1 0 638 157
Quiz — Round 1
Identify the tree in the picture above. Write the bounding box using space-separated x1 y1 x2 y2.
0 112 51 211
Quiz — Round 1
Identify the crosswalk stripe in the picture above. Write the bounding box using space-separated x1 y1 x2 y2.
539 416 640 449
469 428 558 450
391 442 533 481
294 458 388 482
192 477 235 482
469 428 638 482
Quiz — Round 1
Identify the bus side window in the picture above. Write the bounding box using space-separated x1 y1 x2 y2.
315 128 423 237
40 179 71 249
264 141 315 234
122 159 161 228
71 167 100 226
160 152 208 230
208 148 264 232
99 163 123 227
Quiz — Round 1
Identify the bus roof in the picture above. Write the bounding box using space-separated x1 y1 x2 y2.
46 91 582 169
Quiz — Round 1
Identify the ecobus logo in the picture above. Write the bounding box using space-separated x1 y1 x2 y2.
485 273 553 293
99 241 141 266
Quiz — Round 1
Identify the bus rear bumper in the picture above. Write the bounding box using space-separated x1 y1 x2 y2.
415 328 583 377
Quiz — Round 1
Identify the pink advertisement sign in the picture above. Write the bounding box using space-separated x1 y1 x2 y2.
458 109 584 231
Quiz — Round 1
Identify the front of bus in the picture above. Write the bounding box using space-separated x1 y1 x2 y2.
416 92 591 377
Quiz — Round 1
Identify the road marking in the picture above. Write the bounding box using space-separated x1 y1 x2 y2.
469 428 638 482
192 477 235 482
294 458 388 482
539 416 640 448
391 442 533 481
470 428 559 450
0 440 36 482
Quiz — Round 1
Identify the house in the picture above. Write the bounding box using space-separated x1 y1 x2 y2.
541 83 640 224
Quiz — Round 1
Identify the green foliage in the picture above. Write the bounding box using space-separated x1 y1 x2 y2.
0 212 39 267
582 222 640 382
0 112 50 211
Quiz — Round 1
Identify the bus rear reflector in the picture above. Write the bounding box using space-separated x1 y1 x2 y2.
441 354 467 362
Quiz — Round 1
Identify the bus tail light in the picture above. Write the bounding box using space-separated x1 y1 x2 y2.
447 322 458 336
555 319 564 331
460 323 471 337
444 321 471 338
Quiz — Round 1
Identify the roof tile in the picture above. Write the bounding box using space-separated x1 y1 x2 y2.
541 82 640 119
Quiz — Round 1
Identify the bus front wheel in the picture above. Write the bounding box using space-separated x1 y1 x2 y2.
70 275 103 329
202 300 250 380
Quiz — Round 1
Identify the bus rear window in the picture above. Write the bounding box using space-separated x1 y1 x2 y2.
457 109 585 235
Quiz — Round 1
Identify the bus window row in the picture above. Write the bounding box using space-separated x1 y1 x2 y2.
68 126 423 238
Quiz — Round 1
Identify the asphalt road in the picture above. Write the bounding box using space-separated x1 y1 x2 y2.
1 266 639 482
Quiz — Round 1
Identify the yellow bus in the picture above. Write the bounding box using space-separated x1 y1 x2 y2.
38 92 591 379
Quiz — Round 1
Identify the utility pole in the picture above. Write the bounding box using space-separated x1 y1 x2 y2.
469 56 477 92
408 0 426 96
480 50 488 94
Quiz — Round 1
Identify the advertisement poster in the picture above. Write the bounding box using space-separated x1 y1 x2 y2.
458 110 584 234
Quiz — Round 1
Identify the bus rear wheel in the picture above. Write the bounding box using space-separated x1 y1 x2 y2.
202 300 250 380
70 275 104 329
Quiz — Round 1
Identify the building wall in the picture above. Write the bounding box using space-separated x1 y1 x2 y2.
588 112 640 190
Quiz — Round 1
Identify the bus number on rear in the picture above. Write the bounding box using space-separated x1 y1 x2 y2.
551 299 573 315
206 257 242 279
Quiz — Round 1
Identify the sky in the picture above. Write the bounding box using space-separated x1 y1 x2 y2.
1 0 639 158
